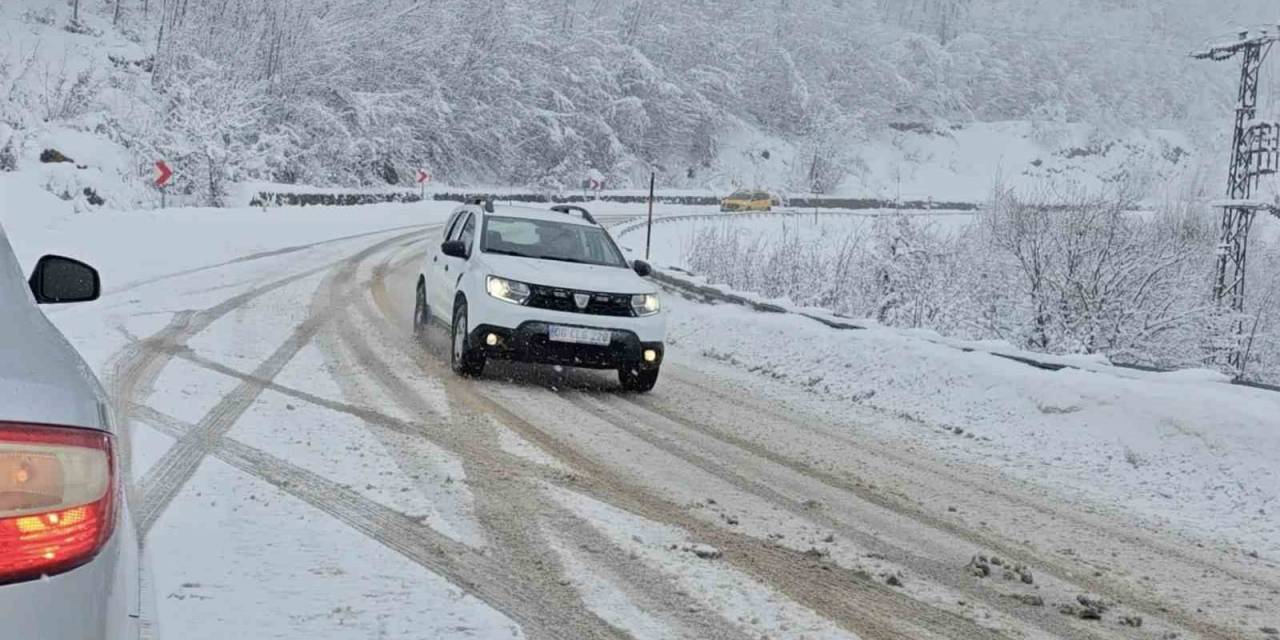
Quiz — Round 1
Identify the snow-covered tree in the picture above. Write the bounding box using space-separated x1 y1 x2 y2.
89 0 1273 191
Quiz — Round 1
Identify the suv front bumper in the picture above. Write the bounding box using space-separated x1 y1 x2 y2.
471 322 663 370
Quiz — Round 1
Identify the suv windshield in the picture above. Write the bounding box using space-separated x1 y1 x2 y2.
482 216 627 267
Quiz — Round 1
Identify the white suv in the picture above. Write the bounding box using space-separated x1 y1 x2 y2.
414 200 666 391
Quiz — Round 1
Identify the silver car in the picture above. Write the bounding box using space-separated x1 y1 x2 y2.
0 223 139 638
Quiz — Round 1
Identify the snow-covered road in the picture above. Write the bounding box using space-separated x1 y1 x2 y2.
5 197 1277 640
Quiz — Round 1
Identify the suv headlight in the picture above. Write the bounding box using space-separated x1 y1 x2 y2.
487 276 531 305
631 293 661 316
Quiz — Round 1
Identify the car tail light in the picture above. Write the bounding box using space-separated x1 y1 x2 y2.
0 422 116 585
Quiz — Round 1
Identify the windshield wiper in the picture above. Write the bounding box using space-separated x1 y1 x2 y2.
486 248 535 259
536 255 592 264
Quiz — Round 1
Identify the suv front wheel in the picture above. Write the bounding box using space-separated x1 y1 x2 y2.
413 280 430 338
619 365 659 393
451 300 485 377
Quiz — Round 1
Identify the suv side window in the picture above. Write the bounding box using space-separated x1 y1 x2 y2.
457 213 477 256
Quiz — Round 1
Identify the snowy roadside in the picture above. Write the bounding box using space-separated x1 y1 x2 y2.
659 292 1280 558
610 210 1280 557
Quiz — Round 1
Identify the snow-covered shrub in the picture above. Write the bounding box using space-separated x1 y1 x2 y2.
680 183 1274 378
973 187 1221 364
40 66 96 122
683 221 860 313
0 123 15 171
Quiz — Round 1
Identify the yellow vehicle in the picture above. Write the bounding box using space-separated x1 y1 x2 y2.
720 190 777 212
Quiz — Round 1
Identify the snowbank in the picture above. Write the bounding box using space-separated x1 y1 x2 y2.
663 294 1280 557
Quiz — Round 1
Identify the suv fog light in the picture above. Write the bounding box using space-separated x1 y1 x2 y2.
643 349 658 363
486 333 500 346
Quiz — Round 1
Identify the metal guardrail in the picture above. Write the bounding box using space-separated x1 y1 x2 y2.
251 192 421 207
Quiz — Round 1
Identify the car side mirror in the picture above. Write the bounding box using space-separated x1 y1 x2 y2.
441 239 468 259
632 260 652 277
29 255 101 304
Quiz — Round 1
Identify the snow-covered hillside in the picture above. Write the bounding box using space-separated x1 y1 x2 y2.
714 120 1196 203
1 0 1264 205
1 0 162 211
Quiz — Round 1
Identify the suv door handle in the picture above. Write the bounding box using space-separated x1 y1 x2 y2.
444 265 449 272
433 256 438 263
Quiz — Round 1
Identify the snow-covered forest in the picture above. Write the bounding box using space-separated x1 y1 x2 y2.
5 0 1278 199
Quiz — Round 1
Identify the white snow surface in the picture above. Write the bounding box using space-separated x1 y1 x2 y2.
714 119 1193 203
150 458 522 640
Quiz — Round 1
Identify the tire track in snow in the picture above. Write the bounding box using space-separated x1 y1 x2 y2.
329 264 637 640
575 391 1138 640
361 256 1002 640
134 305 332 535
110 224 430 295
636 366 1278 640
127 404 611 640
146 333 750 639
129 230 428 537
414 374 981 640
559 391 1033 640
106 310 197 513
546 511 774 640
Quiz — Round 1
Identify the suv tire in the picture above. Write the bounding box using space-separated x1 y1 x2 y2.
413 280 430 338
451 300 485 377
619 365 659 393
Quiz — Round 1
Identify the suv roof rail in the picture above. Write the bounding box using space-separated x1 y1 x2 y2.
550 204 596 224
467 196 494 213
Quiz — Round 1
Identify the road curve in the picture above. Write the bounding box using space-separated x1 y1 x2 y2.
112 222 1278 640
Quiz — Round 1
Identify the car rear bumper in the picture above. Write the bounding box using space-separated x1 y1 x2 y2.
471 322 664 370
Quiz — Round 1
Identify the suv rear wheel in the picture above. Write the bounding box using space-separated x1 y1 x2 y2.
619 365 659 393
451 300 485 377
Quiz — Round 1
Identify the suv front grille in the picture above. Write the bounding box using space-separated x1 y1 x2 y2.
528 285 633 317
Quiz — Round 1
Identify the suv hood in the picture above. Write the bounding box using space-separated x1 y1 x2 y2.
480 253 656 294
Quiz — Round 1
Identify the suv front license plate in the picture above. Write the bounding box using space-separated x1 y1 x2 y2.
548 325 612 346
